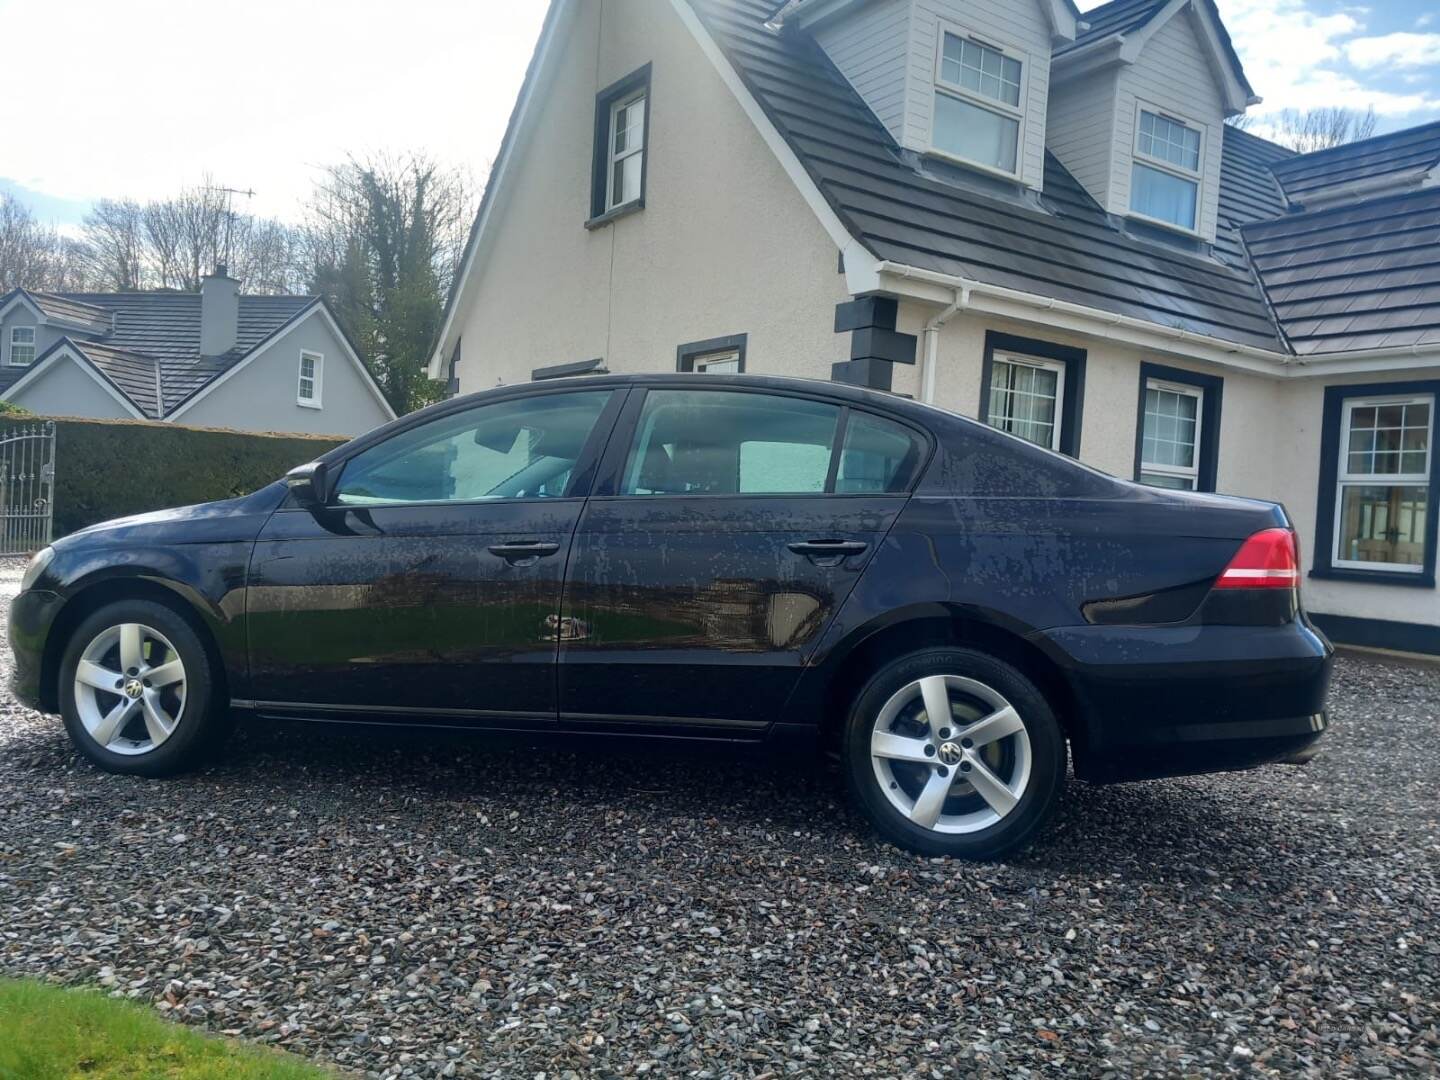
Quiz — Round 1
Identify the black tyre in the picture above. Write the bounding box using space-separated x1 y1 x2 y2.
843 648 1065 859
58 599 226 778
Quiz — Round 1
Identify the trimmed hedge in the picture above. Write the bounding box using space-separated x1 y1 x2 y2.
0 416 346 537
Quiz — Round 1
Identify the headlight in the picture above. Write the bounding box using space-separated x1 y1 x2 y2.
20 546 54 593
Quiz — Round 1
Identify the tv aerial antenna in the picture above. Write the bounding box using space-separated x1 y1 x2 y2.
211 184 256 272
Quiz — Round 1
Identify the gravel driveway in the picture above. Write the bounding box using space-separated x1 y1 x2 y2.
0 560 1436 1079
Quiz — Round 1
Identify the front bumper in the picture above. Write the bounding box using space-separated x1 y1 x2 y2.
9 587 62 712
1038 619 1334 784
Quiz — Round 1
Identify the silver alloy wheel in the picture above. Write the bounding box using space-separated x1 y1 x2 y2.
72 623 187 756
869 675 1032 834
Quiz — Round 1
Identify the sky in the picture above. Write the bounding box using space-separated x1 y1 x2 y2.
2 0 1438 233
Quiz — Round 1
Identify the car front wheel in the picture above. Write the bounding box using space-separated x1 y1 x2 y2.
59 599 225 777
844 648 1065 859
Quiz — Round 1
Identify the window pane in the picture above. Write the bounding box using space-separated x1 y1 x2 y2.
335 391 610 505
1337 485 1428 568
1343 398 1431 477
12 328 34 343
1141 472 1196 491
987 358 1060 449
1131 163 1198 229
934 92 1019 172
1138 111 1200 170
621 390 839 496
941 34 1021 107
1142 384 1200 474
836 412 925 494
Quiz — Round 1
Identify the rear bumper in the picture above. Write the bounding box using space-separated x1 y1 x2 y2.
1037 618 1334 784
9 587 62 712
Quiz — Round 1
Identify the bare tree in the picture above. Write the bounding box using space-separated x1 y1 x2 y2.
0 193 97 293
301 153 477 412
80 199 145 290
1265 107 1379 153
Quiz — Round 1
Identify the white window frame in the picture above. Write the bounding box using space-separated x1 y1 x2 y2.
692 348 742 374
1139 378 1204 490
297 350 323 408
929 23 1029 180
1129 101 1207 235
987 352 1065 452
606 89 647 213
1332 393 1433 575
7 326 36 367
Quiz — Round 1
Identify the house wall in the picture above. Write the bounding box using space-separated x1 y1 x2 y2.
904 0 1055 190
1045 69 1119 209
174 312 390 437
813 0 911 143
451 0 852 393
7 355 135 420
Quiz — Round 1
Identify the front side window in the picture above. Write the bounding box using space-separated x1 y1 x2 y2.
8 326 35 367
334 391 611 506
622 390 840 496
1139 379 1203 490
1334 396 1432 573
297 351 322 407
986 353 1064 451
1131 108 1203 230
932 31 1023 175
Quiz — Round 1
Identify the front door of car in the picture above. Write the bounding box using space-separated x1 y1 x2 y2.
246 387 622 727
557 386 927 734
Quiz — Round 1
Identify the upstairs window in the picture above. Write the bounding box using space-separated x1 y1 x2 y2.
8 326 35 367
589 65 651 224
932 30 1024 176
298 350 323 408
1131 108 1203 231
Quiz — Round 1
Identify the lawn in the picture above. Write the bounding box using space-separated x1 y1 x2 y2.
0 980 331 1079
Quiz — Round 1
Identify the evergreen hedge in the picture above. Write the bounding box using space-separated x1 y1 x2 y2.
0 416 347 537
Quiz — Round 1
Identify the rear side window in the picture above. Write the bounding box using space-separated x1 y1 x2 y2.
837 411 925 494
334 391 611 505
621 390 840 495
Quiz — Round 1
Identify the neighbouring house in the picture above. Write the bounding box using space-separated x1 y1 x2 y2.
429 0 1440 657
0 270 395 435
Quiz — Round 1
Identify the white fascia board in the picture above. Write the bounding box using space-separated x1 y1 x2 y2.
0 341 147 419
169 304 396 423
428 0 573 379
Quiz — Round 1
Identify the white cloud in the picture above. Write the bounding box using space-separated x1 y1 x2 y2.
1213 0 1437 118
1346 32 1440 69
0 0 549 222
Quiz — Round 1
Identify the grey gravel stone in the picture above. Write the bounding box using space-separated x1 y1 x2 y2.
0 558 1436 1078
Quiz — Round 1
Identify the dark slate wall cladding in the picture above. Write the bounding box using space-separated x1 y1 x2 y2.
1244 187 1440 356
688 0 1287 352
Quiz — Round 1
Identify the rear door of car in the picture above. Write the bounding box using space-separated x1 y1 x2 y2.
245 386 624 728
556 383 928 736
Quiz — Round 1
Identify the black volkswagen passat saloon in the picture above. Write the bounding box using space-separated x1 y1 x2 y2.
9 375 1332 859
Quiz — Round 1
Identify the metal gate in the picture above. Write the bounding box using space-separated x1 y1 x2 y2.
0 421 55 555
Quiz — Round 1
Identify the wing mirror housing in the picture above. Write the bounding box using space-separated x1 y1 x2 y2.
283 461 331 509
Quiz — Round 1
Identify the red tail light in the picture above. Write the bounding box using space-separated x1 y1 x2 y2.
1214 528 1299 590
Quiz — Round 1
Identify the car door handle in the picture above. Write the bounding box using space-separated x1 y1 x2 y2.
488 541 562 565
788 539 869 566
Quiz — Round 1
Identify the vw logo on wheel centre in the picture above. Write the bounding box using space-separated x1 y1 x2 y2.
938 741 963 766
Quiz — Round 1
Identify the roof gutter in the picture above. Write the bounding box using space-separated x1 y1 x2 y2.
874 260 1440 380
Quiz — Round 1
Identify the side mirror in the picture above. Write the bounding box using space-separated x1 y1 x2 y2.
284 461 330 509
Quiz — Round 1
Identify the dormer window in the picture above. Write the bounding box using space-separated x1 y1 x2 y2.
932 30 1026 176
1130 108 1204 232
7 326 35 367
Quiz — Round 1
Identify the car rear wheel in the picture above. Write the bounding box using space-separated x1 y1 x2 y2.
844 648 1065 859
59 599 225 778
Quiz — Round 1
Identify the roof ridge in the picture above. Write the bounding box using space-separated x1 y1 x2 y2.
1278 117 1440 169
